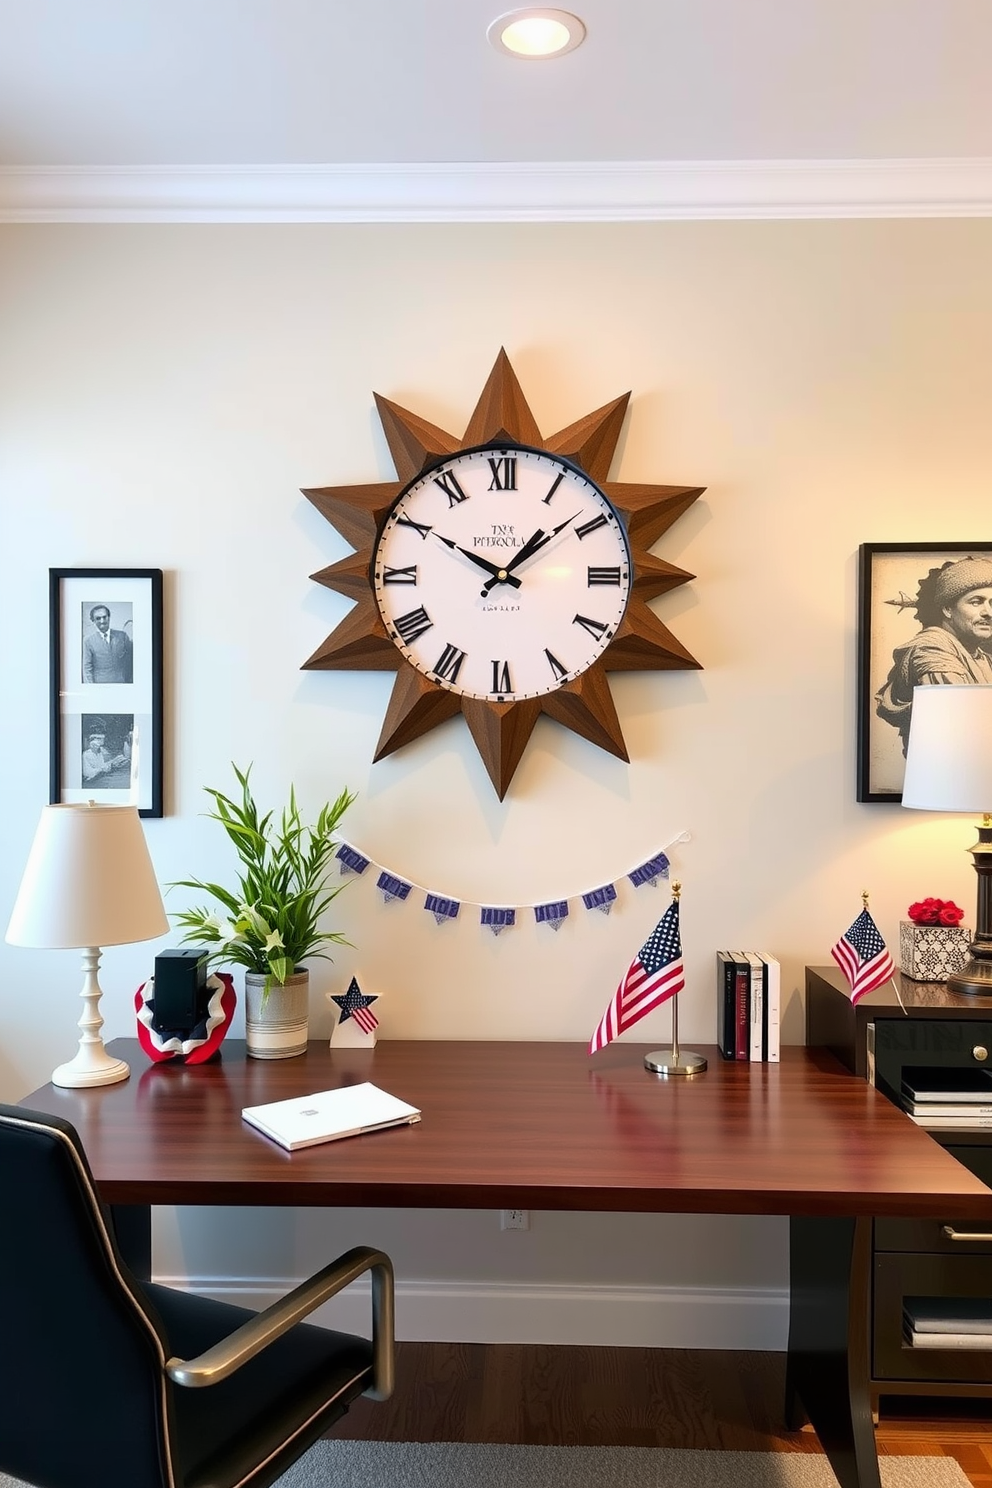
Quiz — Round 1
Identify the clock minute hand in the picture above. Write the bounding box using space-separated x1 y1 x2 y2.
481 512 581 595
433 533 522 590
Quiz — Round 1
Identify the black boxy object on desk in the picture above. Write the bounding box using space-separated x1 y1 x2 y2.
152 948 209 1034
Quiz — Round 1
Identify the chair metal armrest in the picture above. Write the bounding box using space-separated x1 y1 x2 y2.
165 1245 394 1399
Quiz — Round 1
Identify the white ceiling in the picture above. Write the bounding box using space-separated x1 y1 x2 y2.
2 0 992 219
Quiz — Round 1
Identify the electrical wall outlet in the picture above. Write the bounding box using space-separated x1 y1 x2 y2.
500 1208 530 1230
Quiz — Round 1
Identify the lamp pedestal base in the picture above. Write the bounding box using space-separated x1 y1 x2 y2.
52 947 130 1089
52 1050 130 1088
948 952 992 996
949 820 992 996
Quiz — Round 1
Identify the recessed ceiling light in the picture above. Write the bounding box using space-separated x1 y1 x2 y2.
488 9 586 60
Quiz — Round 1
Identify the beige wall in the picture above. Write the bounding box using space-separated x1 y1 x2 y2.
2 220 990 1343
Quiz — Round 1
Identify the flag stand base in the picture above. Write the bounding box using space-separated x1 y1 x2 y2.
644 1049 708 1077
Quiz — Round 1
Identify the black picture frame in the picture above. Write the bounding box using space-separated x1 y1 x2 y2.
49 568 163 818
857 542 992 803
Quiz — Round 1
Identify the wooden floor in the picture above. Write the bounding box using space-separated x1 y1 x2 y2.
338 1343 992 1487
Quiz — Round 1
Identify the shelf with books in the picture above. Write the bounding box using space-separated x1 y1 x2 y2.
806 964 992 1411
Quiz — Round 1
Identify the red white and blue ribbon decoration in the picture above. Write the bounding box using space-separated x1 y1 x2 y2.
135 972 236 1064
332 832 688 935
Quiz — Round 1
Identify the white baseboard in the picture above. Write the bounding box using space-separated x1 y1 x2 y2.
159 1274 788 1351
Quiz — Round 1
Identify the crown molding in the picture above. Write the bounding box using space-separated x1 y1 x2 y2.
1 158 992 223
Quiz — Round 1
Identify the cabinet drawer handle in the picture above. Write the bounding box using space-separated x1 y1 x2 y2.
941 1225 992 1242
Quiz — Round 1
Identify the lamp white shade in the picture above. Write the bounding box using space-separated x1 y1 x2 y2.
6 802 168 949
902 685 992 814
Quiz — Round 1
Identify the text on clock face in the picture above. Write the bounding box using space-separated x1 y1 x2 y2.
372 446 631 702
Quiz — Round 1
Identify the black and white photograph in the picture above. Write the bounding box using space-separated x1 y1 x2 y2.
857 542 992 802
50 568 163 816
80 713 134 789
80 599 133 684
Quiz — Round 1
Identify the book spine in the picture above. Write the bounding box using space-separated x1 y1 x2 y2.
733 955 750 1061
716 953 736 1060
747 953 763 1062
761 954 781 1062
905 1330 992 1349
908 1114 992 1128
906 1103 992 1118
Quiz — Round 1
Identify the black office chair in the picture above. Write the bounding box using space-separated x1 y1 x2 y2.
0 1104 394 1488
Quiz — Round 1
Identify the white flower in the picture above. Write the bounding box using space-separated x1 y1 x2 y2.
237 903 271 939
263 929 285 954
202 914 244 944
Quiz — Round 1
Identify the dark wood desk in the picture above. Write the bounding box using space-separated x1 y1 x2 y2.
21 1038 992 1488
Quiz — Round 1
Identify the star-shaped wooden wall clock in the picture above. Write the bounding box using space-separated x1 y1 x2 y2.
302 351 703 798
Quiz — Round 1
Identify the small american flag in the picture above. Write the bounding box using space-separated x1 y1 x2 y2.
831 907 894 1004
589 899 685 1055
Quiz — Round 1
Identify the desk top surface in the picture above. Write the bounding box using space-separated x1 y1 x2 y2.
20 1038 992 1218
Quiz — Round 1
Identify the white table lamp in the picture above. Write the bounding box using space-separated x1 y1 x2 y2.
6 802 169 1086
902 684 992 994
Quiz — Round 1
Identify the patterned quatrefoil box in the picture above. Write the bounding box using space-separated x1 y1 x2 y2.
899 920 971 982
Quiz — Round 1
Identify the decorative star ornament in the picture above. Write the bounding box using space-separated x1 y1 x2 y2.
302 350 704 797
331 976 379 1030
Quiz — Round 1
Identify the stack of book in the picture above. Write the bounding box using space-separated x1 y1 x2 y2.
900 1065 992 1130
715 952 781 1062
903 1297 992 1350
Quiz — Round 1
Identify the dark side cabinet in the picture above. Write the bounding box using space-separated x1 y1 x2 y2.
807 965 992 1412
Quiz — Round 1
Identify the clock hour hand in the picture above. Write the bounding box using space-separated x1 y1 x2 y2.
481 512 581 595
433 533 522 590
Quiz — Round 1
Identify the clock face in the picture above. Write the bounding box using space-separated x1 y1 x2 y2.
372 445 631 701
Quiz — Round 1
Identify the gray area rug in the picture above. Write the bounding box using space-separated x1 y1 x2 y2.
0 1443 971 1488
273 1442 968 1488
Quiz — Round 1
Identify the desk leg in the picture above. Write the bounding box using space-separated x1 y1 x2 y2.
108 1204 152 1281
786 1216 879 1488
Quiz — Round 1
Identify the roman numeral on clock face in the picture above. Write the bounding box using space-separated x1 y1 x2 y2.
382 565 418 585
574 512 609 540
487 456 516 491
491 660 513 695
587 566 622 586
433 643 466 684
393 606 433 644
395 513 433 540
573 613 610 640
433 469 469 507
545 649 568 682
542 471 566 505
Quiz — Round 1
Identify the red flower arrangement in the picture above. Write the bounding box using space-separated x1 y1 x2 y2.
907 897 965 927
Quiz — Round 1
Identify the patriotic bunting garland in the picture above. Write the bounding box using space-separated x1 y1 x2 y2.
582 884 617 915
332 833 690 934
534 899 569 931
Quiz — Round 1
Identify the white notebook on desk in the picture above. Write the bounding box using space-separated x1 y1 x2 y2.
242 1081 421 1151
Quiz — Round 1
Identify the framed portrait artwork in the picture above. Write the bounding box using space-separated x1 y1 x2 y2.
857 543 992 803
49 568 163 817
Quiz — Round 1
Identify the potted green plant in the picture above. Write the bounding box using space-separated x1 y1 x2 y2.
172 764 356 1059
